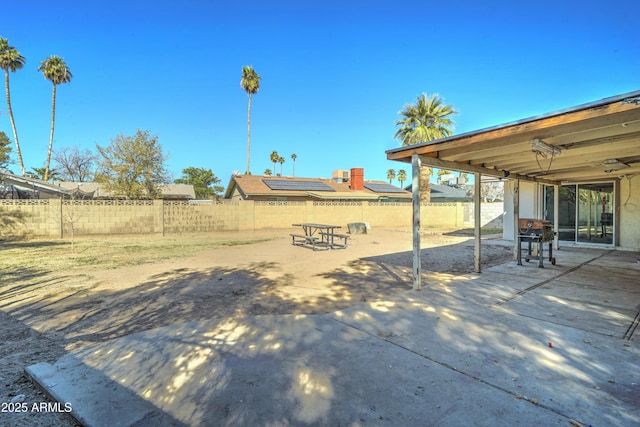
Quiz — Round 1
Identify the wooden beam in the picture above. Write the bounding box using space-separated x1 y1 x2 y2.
513 180 520 261
553 184 559 251
412 153 421 290
417 154 561 185
418 154 505 177
474 172 481 273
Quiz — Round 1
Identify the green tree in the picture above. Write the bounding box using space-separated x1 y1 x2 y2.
278 156 285 176
175 167 223 199
291 153 297 177
270 150 279 173
0 131 13 170
397 169 407 188
240 66 261 175
394 93 457 202
38 55 73 181
264 168 272 176
95 130 170 199
0 38 26 176
387 168 396 184
53 146 96 182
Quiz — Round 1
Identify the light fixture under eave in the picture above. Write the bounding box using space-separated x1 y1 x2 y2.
530 138 561 157
601 159 630 173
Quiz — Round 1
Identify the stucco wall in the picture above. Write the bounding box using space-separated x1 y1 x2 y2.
503 181 538 241
619 175 640 250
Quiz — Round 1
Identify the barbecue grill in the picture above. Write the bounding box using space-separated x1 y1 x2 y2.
517 218 556 267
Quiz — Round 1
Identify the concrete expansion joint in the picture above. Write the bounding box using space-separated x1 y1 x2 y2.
496 251 610 306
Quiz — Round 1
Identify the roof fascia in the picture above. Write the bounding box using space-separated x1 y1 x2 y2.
307 191 380 200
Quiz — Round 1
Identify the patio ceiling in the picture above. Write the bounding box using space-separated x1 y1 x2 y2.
386 90 640 185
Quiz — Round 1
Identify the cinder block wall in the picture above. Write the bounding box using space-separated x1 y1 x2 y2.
60 200 158 236
0 199 504 238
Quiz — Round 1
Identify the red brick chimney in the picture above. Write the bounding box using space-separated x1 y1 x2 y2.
350 168 364 190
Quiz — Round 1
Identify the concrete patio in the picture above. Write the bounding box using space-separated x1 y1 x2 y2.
26 246 640 426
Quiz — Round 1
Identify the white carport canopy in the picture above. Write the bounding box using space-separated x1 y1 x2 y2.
386 90 640 289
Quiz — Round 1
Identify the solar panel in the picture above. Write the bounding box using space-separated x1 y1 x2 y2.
364 183 407 193
263 179 335 192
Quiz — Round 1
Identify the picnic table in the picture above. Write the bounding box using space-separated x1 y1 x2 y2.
290 223 350 250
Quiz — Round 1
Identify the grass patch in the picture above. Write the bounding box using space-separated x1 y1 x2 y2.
0 235 272 275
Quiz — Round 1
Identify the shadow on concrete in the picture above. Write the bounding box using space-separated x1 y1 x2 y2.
5 243 640 426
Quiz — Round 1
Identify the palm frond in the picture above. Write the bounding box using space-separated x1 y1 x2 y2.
394 93 457 146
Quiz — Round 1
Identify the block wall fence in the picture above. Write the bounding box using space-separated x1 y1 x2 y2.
0 199 504 238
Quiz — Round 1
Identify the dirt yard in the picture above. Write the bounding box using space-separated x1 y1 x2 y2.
0 228 513 427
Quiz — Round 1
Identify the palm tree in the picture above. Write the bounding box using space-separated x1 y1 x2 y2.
394 93 456 202
38 55 72 181
437 169 451 183
397 169 407 188
28 166 60 181
0 38 26 176
264 169 272 176
270 150 279 173
387 168 396 184
240 66 261 175
291 153 297 177
278 156 285 176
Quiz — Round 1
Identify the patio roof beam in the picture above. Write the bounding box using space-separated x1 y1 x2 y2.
416 155 561 186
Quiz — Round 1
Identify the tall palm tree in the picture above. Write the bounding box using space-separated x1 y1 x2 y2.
397 169 407 188
394 93 456 202
240 66 261 175
0 38 26 176
38 55 72 181
270 150 279 173
387 168 396 184
291 153 297 177
278 156 285 176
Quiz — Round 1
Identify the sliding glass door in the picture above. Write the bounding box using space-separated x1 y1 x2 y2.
544 183 614 245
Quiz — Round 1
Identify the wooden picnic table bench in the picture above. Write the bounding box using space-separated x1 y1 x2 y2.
291 223 345 250
319 231 350 249
290 233 327 250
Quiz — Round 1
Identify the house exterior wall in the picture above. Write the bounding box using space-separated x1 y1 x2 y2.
503 181 538 241
503 178 640 250
0 199 501 238
620 176 640 250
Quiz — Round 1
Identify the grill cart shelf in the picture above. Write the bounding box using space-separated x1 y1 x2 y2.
517 218 556 268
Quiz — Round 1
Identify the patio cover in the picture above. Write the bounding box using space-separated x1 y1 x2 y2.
386 90 640 289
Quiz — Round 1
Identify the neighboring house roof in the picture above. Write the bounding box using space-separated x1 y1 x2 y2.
0 172 195 199
159 184 196 199
429 184 472 202
224 174 410 200
55 182 195 199
404 183 473 202
1 173 74 197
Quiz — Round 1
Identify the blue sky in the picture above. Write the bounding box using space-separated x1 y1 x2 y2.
1 0 638 187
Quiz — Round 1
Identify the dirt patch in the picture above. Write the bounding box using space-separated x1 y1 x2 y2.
0 229 513 427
